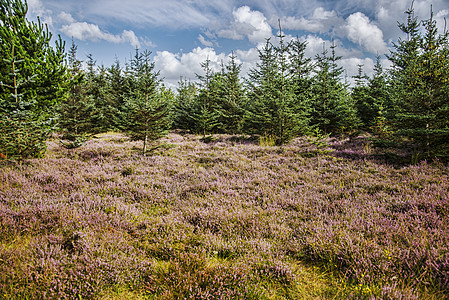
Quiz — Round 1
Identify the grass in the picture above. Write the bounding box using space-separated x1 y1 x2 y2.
0 132 448 299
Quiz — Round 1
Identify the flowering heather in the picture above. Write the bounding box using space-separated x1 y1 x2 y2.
0 132 448 299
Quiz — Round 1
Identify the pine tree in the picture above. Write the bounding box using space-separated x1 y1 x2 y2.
0 0 70 159
288 36 313 134
387 4 449 158
367 55 393 138
107 58 126 130
89 64 117 133
351 64 372 130
172 77 199 131
311 42 357 134
193 57 220 136
58 39 90 140
245 23 309 146
245 39 280 143
216 52 246 134
122 49 171 154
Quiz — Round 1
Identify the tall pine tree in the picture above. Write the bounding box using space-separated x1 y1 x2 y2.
217 52 246 134
0 0 70 158
388 4 449 158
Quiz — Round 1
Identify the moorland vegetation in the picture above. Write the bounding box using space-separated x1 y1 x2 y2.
1 0 449 298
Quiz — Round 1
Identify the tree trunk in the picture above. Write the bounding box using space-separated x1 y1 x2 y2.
143 134 148 155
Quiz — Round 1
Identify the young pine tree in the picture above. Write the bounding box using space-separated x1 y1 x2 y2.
245 25 308 146
122 49 171 154
217 52 246 134
193 57 221 136
351 64 371 130
287 36 313 135
311 42 357 134
172 77 199 131
107 58 126 130
58 39 90 140
367 55 393 138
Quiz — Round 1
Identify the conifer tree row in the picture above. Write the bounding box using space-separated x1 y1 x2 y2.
2 0 448 160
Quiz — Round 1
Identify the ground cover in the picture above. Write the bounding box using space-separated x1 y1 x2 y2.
0 133 448 299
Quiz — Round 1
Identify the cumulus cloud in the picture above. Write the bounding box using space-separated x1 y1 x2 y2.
61 22 141 48
345 12 387 54
375 0 449 41
154 47 228 88
235 47 260 77
340 57 375 85
121 30 141 48
217 6 273 44
154 46 264 89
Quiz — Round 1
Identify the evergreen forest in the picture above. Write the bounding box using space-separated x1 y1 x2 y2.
0 0 448 161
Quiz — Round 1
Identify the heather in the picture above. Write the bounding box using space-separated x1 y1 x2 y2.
0 132 448 299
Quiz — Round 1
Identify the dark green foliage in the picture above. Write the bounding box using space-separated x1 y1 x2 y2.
172 77 199 131
245 25 311 146
122 49 171 154
351 64 371 130
310 42 358 134
288 36 313 129
59 51 127 138
366 56 393 138
387 5 449 159
193 57 221 136
173 54 245 136
0 0 69 159
216 52 246 134
106 58 127 130
84 61 118 133
57 39 90 140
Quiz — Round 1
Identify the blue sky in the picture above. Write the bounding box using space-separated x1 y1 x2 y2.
27 0 449 88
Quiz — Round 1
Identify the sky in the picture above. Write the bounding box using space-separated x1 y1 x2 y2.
26 0 449 89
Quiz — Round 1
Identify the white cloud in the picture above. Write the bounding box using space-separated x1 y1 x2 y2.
302 35 328 58
375 0 449 41
121 30 141 48
27 0 53 26
280 7 341 33
86 0 233 29
235 47 260 77
61 22 141 48
154 47 228 89
198 34 214 47
340 57 375 86
345 12 387 54
217 6 273 44
154 46 264 89
57 12 75 24
141 37 157 48
435 9 449 34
